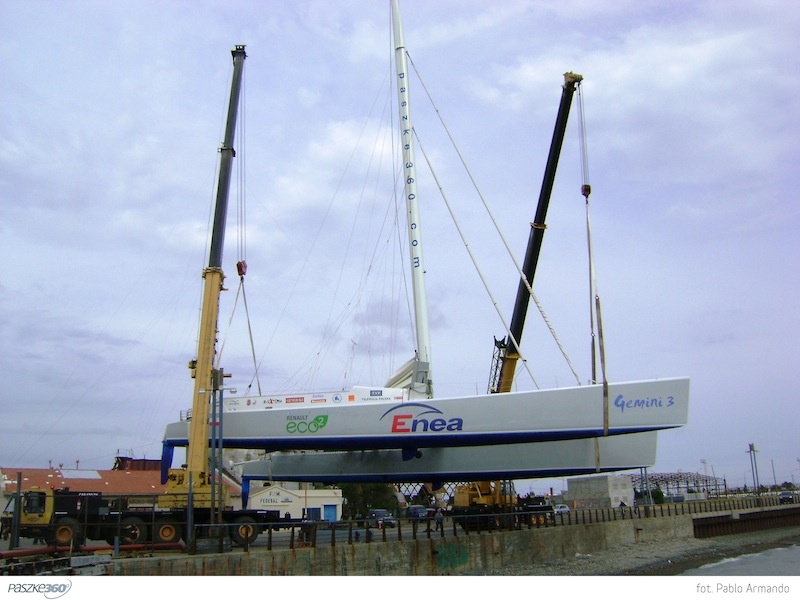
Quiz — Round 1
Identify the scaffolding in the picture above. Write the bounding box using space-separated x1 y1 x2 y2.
632 471 727 499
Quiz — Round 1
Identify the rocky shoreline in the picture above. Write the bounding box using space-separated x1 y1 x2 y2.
478 525 800 576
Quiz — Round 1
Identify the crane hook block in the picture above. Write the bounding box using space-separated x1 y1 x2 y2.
237 260 247 277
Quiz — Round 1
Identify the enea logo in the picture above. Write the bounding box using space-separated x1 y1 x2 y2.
380 403 463 434
286 415 328 434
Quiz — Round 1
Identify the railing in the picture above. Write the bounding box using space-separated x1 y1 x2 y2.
5 495 797 558
278 495 799 548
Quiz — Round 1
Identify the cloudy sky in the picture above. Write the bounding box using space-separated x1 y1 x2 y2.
2 0 798 492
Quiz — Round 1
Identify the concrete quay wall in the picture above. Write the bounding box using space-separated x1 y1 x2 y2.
110 516 695 576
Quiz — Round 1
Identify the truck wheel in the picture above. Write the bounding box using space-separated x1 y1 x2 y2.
230 516 258 546
153 520 182 544
120 517 148 544
51 517 84 547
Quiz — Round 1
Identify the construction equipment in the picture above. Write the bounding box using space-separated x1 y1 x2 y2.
159 45 245 519
451 480 518 530
488 71 582 394
1 487 285 547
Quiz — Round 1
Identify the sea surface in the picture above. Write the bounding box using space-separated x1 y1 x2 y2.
681 543 800 576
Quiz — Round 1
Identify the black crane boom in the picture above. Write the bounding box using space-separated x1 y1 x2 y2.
490 72 582 394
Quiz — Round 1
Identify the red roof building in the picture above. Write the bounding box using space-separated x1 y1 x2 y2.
1 458 242 506
1 463 167 500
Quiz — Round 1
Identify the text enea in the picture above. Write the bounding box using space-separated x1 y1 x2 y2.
391 414 463 433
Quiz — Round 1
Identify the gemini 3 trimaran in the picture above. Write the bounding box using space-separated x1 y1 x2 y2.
160 0 689 486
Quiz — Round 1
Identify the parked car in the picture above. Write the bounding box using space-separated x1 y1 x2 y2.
778 491 796 505
366 508 397 528
553 504 571 515
407 505 429 521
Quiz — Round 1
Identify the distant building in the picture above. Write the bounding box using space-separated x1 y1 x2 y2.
1 461 343 521
247 482 343 522
563 474 634 509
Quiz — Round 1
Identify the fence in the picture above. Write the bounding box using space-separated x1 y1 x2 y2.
4 494 797 556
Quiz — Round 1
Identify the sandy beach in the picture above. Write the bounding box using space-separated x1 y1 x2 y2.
477 525 800 576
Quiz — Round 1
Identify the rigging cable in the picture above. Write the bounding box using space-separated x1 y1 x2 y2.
408 53 582 387
414 131 538 390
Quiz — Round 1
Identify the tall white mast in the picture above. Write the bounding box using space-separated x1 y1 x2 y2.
392 0 432 398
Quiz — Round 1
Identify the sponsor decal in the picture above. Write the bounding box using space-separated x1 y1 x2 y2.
286 415 329 434
266 398 283 405
370 389 383 396
286 397 305 404
380 403 464 433
348 395 355 402
333 394 343 403
310 398 327 404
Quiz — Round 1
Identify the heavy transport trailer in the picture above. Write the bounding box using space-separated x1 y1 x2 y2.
1 487 289 548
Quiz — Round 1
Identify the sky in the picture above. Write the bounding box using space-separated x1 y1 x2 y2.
2 0 799 493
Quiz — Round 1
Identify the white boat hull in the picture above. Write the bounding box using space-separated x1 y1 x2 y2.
161 377 688 458
238 432 659 494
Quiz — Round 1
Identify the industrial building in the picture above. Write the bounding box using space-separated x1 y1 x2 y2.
561 474 635 509
0 457 343 521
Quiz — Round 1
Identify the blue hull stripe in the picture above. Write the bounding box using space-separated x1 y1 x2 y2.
162 425 674 451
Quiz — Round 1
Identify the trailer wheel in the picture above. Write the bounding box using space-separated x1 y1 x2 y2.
153 520 182 544
230 516 258 546
120 516 148 544
51 517 84 547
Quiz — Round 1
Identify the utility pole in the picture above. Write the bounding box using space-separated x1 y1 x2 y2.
747 443 761 494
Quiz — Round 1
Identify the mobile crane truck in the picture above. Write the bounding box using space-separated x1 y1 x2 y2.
1 486 283 548
2 47 285 551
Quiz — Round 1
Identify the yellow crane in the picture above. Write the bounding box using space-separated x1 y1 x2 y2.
162 45 247 509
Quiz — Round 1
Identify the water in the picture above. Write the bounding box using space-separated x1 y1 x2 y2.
682 543 800 576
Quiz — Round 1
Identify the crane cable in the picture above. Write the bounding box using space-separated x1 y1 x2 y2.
217 68 263 396
576 85 609 474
